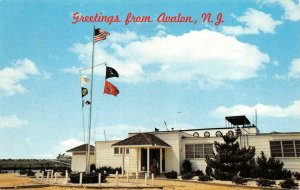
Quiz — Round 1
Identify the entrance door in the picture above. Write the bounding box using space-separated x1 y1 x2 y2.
140 148 165 172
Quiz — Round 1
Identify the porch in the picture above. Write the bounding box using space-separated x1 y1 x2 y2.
111 133 172 176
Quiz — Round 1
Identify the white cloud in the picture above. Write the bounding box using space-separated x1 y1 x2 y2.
0 59 39 96
62 66 84 74
211 100 300 119
222 8 282 35
69 29 269 88
265 0 300 21
0 115 28 129
109 30 139 44
156 24 167 36
55 137 83 154
288 58 300 78
96 124 149 141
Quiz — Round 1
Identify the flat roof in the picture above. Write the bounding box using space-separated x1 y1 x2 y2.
143 125 258 133
225 115 250 125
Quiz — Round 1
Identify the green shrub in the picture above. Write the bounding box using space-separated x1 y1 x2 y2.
19 169 27 175
256 178 276 187
95 166 122 175
69 173 106 183
279 178 298 189
181 173 194 180
293 172 300 180
198 175 213 181
205 165 212 176
255 152 292 180
232 176 247 185
165 171 178 179
182 159 192 174
192 170 204 176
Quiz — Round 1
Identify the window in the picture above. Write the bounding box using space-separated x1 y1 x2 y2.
204 144 214 157
185 144 213 159
114 148 129 155
216 131 223 137
270 141 282 157
194 144 203 158
204 131 210 137
227 130 234 137
296 141 300 157
270 140 300 157
193 132 199 137
114 147 119 154
282 141 295 157
185 145 194 159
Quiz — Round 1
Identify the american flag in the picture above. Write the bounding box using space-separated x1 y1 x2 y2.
94 28 110 42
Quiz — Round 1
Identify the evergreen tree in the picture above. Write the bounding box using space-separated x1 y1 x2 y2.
205 134 255 180
254 151 292 180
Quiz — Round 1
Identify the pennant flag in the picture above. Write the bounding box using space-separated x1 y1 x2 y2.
82 100 91 107
103 81 119 96
94 28 110 42
80 75 90 86
82 87 88 98
105 66 119 79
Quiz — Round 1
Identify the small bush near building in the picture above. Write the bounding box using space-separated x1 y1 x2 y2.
205 165 212 176
192 169 204 176
232 176 248 185
26 170 35 176
182 159 192 174
256 178 276 187
19 169 27 175
165 171 178 179
279 178 299 189
181 173 194 180
95 166 122 175
198 175 213 181
293 172 300 180
69 173 106 183
114 167 122 174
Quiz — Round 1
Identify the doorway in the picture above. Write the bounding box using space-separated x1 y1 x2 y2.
140 148 165 172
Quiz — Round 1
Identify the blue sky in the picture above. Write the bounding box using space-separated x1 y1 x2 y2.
0 0 300 158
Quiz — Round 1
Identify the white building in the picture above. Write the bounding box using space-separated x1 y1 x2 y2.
67 144 95 172
69 116 300 175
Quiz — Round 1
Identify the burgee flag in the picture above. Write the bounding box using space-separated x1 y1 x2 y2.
82 87 88 97
105 66 119 79
80 75 90 86
103 81 119 96
82 100 91 107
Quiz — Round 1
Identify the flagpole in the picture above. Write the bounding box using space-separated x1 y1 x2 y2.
86 25 95 174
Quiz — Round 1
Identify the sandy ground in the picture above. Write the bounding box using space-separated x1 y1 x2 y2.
0 173 266 190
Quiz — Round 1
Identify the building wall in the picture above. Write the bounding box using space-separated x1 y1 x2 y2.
154 132 181 174
181 133 300 173
71 152 95 172
95 132 183 174
93 131 300 174
95 141 137 173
